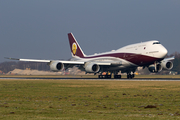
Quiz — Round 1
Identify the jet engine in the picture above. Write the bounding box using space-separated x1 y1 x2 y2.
161 60 173 70
84 63 100 73
50 61 64 72
148 64 162 73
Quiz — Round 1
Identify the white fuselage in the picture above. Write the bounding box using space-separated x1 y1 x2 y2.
71 40 168 72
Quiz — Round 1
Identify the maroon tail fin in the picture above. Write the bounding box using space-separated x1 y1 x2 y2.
68 33 86 58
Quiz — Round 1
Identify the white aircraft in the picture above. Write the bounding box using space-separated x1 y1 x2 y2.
6 33 174 79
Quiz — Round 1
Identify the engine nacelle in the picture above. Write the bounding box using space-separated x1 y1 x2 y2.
161 60 173 70
148 64 162 73
50 61 64 72
85 63 100 73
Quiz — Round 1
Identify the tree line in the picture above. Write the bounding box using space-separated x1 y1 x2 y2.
0 61 49 73
167 52 180 74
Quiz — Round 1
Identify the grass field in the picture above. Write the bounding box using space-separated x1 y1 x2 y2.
0 79 180 119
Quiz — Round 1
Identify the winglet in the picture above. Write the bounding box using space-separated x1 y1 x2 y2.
4 57 20 60
68 33 86 58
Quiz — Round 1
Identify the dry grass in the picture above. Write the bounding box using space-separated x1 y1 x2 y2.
0 79 180 119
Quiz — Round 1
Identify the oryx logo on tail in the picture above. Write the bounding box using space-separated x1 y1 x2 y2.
72 43 77 55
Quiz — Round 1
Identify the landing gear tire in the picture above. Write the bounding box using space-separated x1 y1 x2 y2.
107 75 111 78
98 75 112 79
114 75 121 79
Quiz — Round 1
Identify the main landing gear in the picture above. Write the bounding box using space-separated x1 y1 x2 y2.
97 72 135 79
98 74 122 79
98 72 122 79
98 75 111 79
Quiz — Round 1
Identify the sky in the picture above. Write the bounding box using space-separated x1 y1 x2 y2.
0 0 180 62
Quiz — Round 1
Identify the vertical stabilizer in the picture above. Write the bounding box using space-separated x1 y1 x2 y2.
68 33 86 58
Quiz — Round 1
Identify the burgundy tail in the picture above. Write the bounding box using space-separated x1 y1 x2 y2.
68 33 85 58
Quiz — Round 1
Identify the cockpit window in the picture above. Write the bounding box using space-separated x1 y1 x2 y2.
153 42 160 45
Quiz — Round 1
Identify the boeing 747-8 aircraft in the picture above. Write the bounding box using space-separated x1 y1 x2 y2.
6 33 174 79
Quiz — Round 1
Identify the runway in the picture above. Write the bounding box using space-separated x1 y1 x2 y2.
1 77 180 81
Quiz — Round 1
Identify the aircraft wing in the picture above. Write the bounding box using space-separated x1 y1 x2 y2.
163 56 175 61
5 57 85 64
5 57 51 62
5 57 121 66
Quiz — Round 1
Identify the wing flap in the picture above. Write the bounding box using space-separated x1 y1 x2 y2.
91 61 122 66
